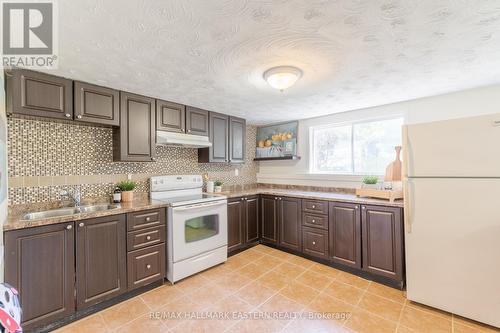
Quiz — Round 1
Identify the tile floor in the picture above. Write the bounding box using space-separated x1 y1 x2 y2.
54 245 499 333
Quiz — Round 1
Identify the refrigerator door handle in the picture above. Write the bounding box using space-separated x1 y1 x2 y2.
404 179 413 233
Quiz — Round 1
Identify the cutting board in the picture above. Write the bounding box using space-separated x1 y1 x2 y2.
384 146 402 181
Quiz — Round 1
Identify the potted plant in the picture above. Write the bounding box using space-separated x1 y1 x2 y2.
361 176 379 189
117 180 137 202
214 180 223 193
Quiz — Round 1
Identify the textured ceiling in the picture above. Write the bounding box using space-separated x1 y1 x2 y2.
51 0 500 124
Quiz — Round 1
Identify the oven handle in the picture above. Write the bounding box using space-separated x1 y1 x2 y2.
172 200 227 211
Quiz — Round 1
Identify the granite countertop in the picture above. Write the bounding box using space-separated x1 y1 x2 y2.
5 198 170 231
220 188 405 208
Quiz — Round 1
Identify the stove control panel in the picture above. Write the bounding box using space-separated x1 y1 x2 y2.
150 175 203 192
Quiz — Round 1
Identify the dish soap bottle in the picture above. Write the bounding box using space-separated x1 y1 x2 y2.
113 188 122 203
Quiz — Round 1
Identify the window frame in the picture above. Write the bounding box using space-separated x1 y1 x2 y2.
309 116 404 176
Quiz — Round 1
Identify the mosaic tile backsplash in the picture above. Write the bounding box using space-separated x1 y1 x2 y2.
8 117 259 204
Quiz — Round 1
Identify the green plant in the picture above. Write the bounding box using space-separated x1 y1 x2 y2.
214 180 223 187
117 180 137 192
362 176 378 185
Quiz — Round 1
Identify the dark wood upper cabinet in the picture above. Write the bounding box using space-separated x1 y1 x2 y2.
361 205 404 282
74 81 119 126
261 195 278 245
113 92 156 162
199 112 229 163
228 198 245 252
229 116 246 163
4 222 75 331
329 202 361 269
5 68 73 120
245 195 259 243
278 197 301 251
156 99 186 133
76 214 127 310
186 106 209 136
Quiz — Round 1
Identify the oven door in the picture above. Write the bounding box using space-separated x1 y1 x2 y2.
171 200 227 262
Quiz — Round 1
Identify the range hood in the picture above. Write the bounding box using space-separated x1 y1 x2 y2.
156 131 212 148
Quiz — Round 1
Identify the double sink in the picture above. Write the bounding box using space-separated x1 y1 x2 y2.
22 204 121 221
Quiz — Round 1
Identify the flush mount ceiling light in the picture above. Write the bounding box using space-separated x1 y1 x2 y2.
263 66 303 91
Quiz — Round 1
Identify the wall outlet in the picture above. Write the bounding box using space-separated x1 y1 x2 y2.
127 174 132 180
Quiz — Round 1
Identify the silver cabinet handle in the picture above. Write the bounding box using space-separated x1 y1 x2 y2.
278 197 282 201
312 205 316 208
65 113 71 118
274 197 278 200
362 206 366 210
146 235 151 240
312 241 316 245
241 198 244 201
146 264 151 270
146 217 151 222
66 225 72 230
312 219 316 223
77 115 82 119
181 128 185 132
187 129 191 133
79 222 84 227
355 205 359 210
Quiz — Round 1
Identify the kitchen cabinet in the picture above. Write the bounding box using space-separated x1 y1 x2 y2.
128 243 165 290
261 195 279 245
228 195 259 253
76 214 127 309
156 99 186 133
278 196 301 251
199 112 229 163
302 226 329 259
5 68 73 120
229 116 246 163
361 205 404 282
74 81 120 126
113 91 156 162
329 202 361 269
4 222 75 330
186 106 209 136
227 198 244 252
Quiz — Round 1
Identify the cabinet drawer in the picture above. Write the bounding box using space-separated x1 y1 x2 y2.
302 199 328 214
127 243 165 290
302 213 328 230
127 209 165 231
302 227 329 259
127 225 165 251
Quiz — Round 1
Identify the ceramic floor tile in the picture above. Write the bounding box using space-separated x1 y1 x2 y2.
54 313 108 333
405 301 452 320
223 254 253 270
273 262 308 279
345 308 398 333
305 293 353 323
173 272 211 295
237 261 273 278
113 313 167 333
229 318 284 333
236 281 278 307
295 269 334 291
140 283 185 310
357 292 404 322
186 283 233 307
399 305 452 333
366 281 406 304
282 318 350 333
257 270 294 290
309 262 343 279
157 296 208 330
279 280 320 306
323 280 366 306
286 254 316 268
208 270 253 294
335 271 371 290
100 297 150 330
253 254 283 269
453 315 500 333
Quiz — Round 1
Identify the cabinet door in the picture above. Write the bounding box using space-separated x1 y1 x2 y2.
5 223 75 330
302 226 329 259
114 92 156 161
6 68 73 119
74 81 119 126
329 202 361 268
261 195 278 244
229 116 246 163
278 197 301 251
208 112 229 162
227 198 244 253
156 99 186 133
186 106 209 136
361 205 404 281
245 195 259 243
76 215 127 309
128 243 166 290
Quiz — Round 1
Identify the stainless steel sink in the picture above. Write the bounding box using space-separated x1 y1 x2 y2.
22 204 121 221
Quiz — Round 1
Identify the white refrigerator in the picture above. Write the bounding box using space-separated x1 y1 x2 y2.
404 113 500 328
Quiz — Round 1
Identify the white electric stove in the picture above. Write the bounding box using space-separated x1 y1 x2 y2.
150 175 227 283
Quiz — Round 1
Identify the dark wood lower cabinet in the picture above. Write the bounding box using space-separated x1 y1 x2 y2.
76 215 127 310
278 197 301 251
361 205 404 281
127 243 165 290
4 222 76 330
261 195 278 244
302 227 329 259
228 195 259 253
329 202 362 269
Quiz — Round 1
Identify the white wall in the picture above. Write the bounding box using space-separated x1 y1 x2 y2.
257 84 500 188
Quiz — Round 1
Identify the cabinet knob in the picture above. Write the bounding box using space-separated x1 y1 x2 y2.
79 222 84 227
65 113 71 118
362 206 366 210
146 217 151 222
274 197 278 200
312 219 316 223
355 205 359 210
187 129 191 133
241 198 244 201
146 264 151 270
77 115 82 119
66 224 72 230
279 197 282 200
181 128 185 132
312 241 316 245
312 205 316 208
146 235 151 240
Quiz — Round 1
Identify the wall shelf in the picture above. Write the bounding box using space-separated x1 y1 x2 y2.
253 155 301 161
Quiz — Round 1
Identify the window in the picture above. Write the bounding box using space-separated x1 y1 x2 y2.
310 117 403 175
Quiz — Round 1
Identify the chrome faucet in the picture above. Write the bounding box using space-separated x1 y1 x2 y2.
60 186 81 207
